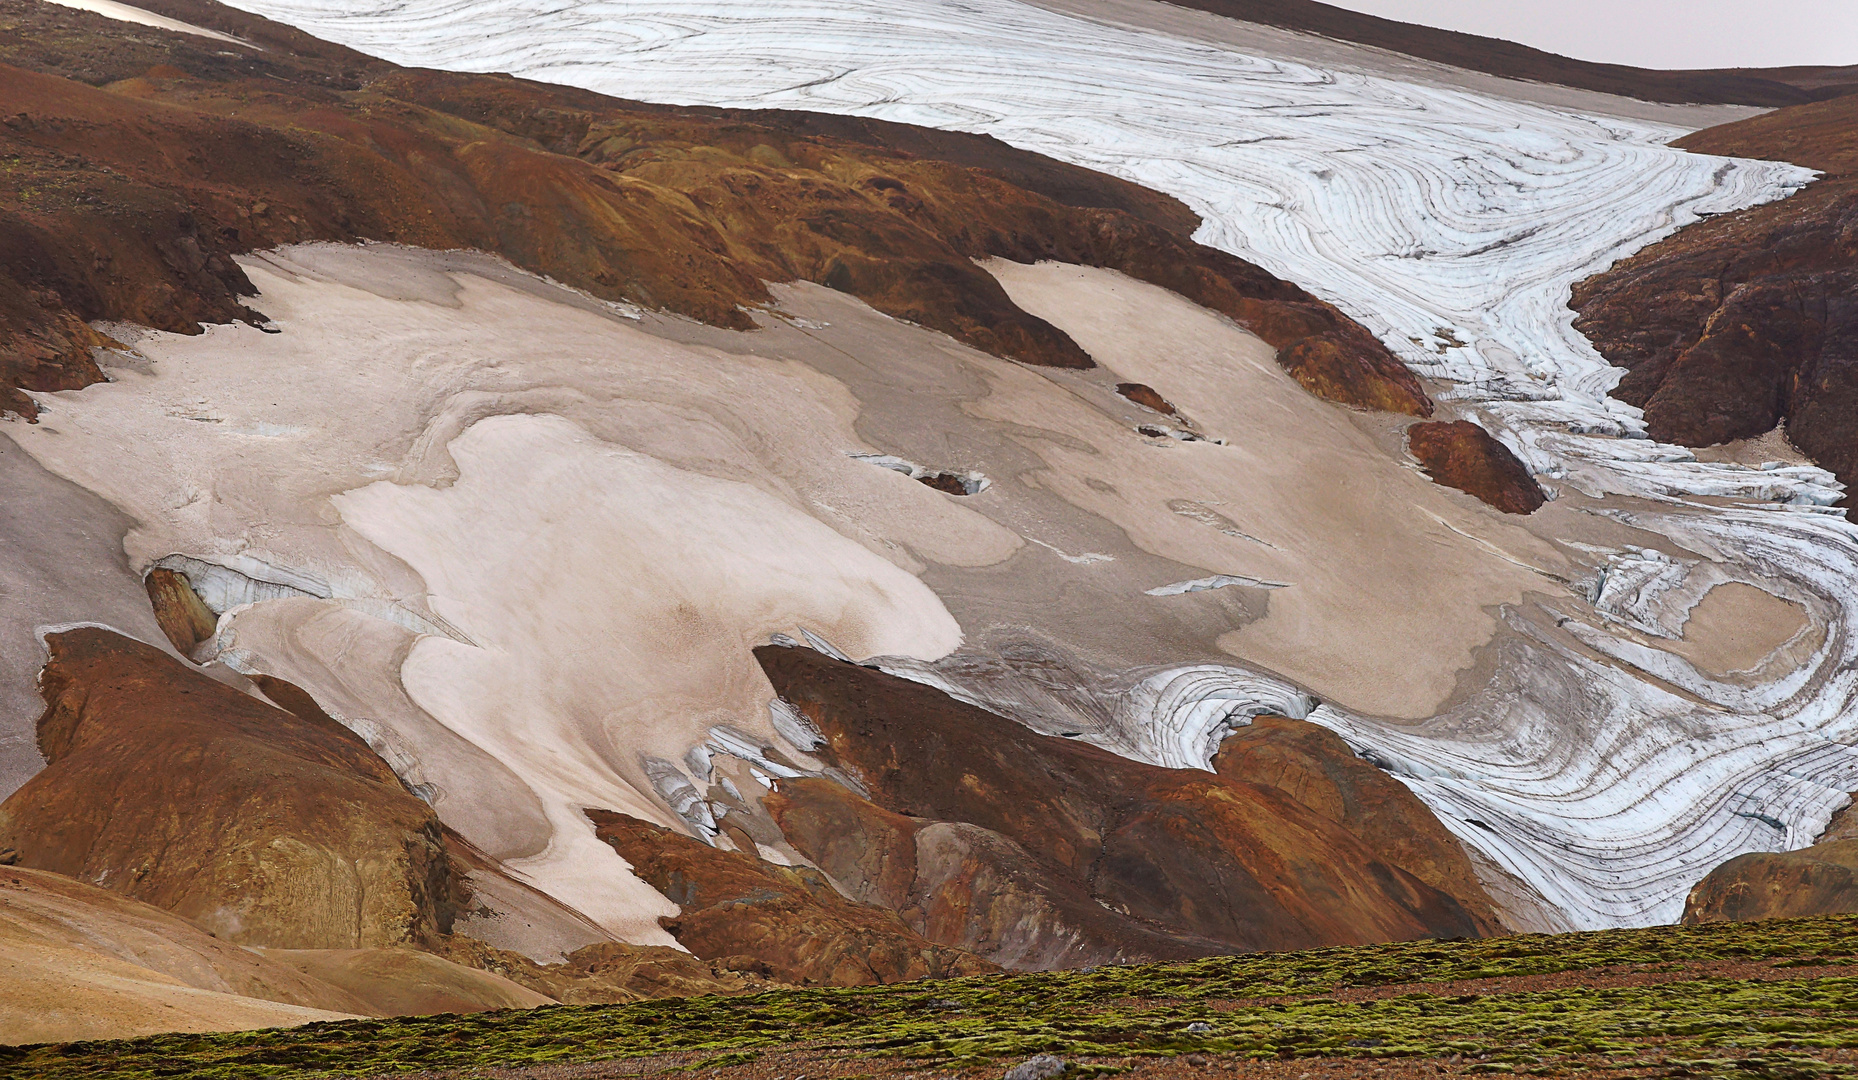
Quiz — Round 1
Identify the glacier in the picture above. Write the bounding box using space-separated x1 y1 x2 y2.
156 0 1858 927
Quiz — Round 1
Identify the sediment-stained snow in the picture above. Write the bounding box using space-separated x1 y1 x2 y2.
8 247 982 943
48 0 1858 927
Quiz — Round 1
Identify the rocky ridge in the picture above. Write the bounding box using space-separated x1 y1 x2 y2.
0 0 1424 422
752 646 1496 958
1573 93 1858 502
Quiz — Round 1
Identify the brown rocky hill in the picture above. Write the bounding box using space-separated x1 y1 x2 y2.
1573 94 1858 500
1684 801 1858 925
754 645 1497 963
0 626 761 1025
0 0 1425 422
589 810 997 986
1405 420 1547 515
1158 0 1858 107
0 627 467 950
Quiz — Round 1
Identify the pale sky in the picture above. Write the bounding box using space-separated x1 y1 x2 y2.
1325 1 1858 69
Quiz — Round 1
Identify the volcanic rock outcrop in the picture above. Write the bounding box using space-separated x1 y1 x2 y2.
588 809 996 985
0 627 464 950
764 775 1227 969
0 0 1420 419
144 567 217 655
1682 803 1858 925
1404 420 1547 514
1209 715 1498 927
754 646 1494 957
1574 94 1858 499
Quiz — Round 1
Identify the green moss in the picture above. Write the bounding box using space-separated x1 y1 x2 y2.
8 915 1858 1079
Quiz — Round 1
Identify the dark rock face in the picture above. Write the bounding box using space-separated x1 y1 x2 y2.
0 628 464 950
1404 420 1546 515
755 646 1493 961
587 809 996 985
0 0 1421 418
765 776 1222 969
1573 95 1858 501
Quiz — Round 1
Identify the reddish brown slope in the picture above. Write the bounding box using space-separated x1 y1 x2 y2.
0 628 465 950
0 0 1426 420
1148 0 1858 106
1684 803 1858 925
1572 95 1858 498
1405 420 1546 514
589 810 996 985
756 646 1494 959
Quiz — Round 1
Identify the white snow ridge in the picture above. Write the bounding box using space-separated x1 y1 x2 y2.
202 0 1858 929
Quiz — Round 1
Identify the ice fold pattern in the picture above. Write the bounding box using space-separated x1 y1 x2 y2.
225 0 1858 927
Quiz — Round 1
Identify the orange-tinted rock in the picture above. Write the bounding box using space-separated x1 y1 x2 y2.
1405 420 1545 514
1573 95 1858 502
757 646 1491 953
143 567 217 655
1277 333 1433 416
587 809 995 985
1116 382 1178 416
1682 841 1858 925
765 777 1219 968
0 2 1425 417
1682 795 1858 925
1212 716 1498 932
763 776 922 911
0 627 465 950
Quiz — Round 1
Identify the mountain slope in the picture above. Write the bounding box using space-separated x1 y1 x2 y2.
1573 93 1858 502
1142 0 1858 106
0 0 1423 423
0 865 365 1044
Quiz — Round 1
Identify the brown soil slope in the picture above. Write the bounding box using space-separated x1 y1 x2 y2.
756 646 1494 956
0 627 763 1021
0 0 1424 419
1210 715 1496 927
1153 0 1858 106
0 865 367 1044
1573 95 1858 499
0 627 464 951
255 948 552 1016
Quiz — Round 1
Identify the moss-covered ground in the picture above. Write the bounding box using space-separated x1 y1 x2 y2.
7 915 1858 1079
